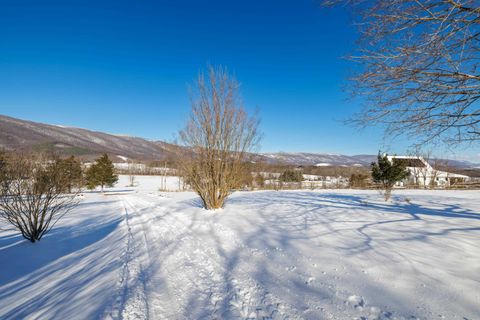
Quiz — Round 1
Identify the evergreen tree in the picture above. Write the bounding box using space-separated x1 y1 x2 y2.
0 150 5 174
86 154 118 192
371 153 410 201
58 156 83 193
0 150 6 186
254 173 265 189
279 169 303 183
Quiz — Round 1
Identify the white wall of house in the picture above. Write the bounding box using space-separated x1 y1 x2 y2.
388 156 469 188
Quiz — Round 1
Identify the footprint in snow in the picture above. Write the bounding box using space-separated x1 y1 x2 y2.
346 295 365 309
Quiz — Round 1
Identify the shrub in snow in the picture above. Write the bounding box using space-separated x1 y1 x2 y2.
371 153 410 201
179 65 261 210
349 173 369 188
0 152 80 242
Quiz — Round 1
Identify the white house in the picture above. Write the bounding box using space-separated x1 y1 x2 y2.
387 156 469 188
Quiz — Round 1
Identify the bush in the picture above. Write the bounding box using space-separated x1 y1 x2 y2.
0 153 79 242
350 173 369 188
58 155 84 193
254 173 265 188
279 169 303 182
179 66 260 209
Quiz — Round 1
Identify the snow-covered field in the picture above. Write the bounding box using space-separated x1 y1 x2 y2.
0 176 479 319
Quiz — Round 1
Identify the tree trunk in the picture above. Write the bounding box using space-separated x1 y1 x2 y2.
384 188 392 201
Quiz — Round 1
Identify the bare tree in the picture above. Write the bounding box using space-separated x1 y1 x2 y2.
325 1 480 146
179 66 261 209
413 150 433 189
127 160 136 187
409 164 422 188
430 157 449 188
0 153 79 242
160 161 167 191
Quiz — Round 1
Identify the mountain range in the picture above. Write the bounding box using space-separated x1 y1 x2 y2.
0 115 181 161
1 114 478 169
261 152 479 169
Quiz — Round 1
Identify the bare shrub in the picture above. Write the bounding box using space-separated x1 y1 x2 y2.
127 160 136 187
179 65 261 209
349 173 369 188
0 153 80 242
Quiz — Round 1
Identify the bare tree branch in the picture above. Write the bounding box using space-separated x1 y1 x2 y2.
325 0 480 146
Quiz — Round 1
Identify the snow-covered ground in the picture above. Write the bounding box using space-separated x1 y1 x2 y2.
0 176 479 319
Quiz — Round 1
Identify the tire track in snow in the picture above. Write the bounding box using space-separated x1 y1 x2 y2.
103 197 150 320
122 194 231 317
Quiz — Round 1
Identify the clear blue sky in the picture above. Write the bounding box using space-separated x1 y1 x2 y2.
0 0 478 161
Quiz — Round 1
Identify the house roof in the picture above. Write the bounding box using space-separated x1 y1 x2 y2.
395 158 426 168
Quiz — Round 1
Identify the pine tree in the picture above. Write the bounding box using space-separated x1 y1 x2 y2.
58 156 83 193
86 154 118 192
371 153 410 201
279 169 303 182
0 150 6 185
0 150 5 174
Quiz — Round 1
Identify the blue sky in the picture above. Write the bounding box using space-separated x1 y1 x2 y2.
0 0 478 161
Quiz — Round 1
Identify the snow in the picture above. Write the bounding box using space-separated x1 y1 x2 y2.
117 155 129 162
315 163 331 167
113 163 147 170
117 175 183 192
1 176 479 319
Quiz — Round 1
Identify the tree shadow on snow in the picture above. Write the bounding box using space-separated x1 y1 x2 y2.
195 191 480 318
0 205 123 320
225 191 480 255
0 216 122 289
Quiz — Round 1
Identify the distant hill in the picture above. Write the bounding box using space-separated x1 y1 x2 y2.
1 114 478 170
262 152 480 170
0 115 181 161
261 152 369 167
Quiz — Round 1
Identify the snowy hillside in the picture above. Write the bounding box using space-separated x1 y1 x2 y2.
0 115 180 160
262 152 369 167
0 176 479 319
1 114 479 169
352 154 480 169
263 152 480 169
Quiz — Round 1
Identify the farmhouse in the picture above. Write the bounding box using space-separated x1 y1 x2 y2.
388 156 470 188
